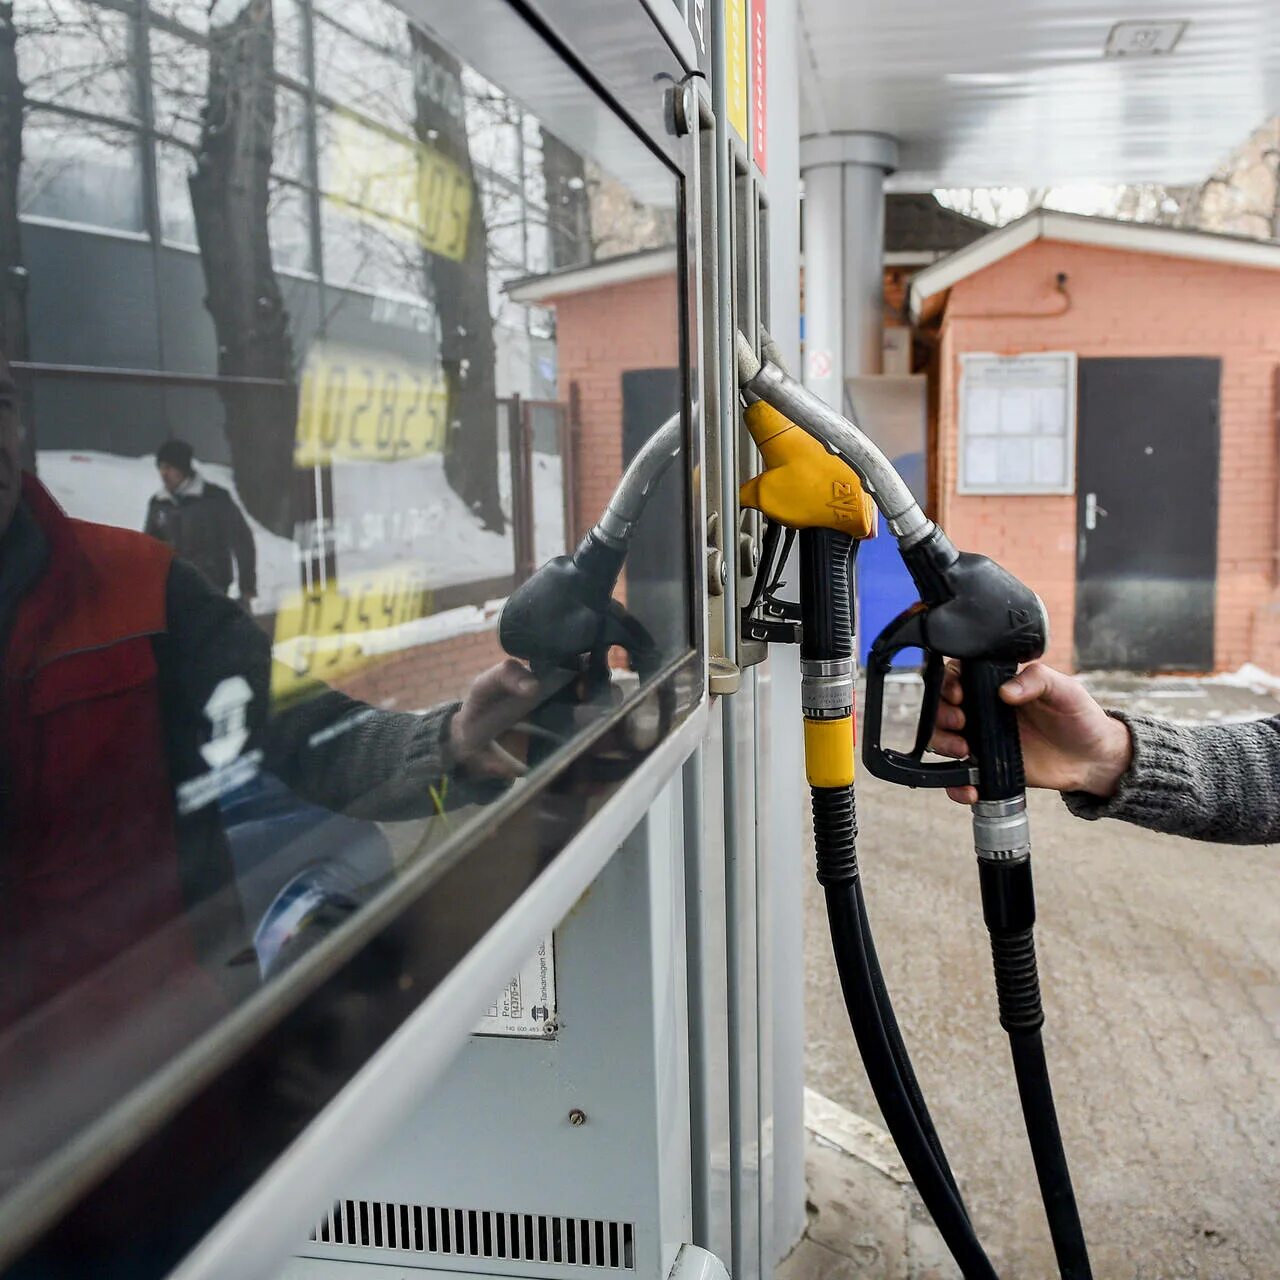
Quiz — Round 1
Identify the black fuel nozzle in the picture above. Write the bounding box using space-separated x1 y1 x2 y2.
498 524 659 681
493 405 678 768
499 412 679 678
498 530 659 770
498 530 629 673
900 526 1047 663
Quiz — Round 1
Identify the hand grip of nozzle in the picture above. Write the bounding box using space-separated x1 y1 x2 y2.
498 530 626 671
961 660 1025 802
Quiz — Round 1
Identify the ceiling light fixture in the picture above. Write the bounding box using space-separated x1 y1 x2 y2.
1104 20 1189 57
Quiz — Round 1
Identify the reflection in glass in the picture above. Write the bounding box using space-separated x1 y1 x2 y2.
319 197 428 302
16 0 138 120
273 0 307 84
146 26 205 147
0 0 689 1222
269 176 314 275
149 0 216 34
313 5 414 131
273 83 311 185
20 112 145 231
155 137 198 245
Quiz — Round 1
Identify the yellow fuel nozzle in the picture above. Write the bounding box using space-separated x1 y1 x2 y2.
738 401 877 538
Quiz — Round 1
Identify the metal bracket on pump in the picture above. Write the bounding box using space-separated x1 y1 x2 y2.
688 87 741 695
693 71 776 692
729 173 772 676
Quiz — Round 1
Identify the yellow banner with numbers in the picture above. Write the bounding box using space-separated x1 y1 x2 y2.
271 563 432 701
725 0 748 139
325 110 472 262
295 343 450 467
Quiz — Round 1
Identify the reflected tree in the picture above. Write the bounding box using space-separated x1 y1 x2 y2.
937 118 1280 243
409 27 503 533
541 126 589 269
189 0 297 535
1185 117 1280 241
0 4 27 374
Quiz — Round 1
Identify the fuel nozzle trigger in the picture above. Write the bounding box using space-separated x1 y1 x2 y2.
742 519 802 644
862 608 974 790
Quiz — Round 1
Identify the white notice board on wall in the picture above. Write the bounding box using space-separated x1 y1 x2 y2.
958 353 1077 495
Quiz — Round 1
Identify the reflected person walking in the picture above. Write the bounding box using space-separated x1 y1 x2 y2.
144 439 258 608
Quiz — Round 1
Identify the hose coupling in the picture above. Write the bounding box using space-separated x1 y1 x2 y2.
888 511 935 546
973 795 1031 862
801 657 854 719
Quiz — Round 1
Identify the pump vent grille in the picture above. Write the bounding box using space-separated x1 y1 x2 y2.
309 1201 636 1270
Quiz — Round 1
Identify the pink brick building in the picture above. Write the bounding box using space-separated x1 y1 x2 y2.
339 252 682 712
908 211 1280 673
511 250 680 546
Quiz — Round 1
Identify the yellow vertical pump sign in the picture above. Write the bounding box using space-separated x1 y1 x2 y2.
725 0 748 140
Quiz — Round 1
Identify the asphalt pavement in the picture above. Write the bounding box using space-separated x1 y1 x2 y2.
802 671 1280 1279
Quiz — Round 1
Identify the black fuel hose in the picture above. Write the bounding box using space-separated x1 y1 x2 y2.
802 529 995 1280
815 798 997 1279
964 661 1092 1280
856 882 965 1211
802 529 960 1200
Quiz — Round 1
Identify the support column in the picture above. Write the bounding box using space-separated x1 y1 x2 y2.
800 133 898 406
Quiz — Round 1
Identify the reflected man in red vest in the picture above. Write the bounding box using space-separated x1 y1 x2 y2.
0 352 535 1178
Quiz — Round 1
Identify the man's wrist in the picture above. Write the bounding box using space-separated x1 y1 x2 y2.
1080 716 1133 798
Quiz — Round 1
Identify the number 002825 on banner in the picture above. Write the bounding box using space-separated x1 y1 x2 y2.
295 343 450 466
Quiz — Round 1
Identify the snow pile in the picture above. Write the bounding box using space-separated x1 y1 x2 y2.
1207 663 1280 695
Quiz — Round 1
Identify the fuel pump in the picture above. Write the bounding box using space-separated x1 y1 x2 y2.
735 334 1092 1280
735 395 995 1276
491 344 1093 1280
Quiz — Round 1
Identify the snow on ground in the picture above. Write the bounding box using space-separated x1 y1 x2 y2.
37 448 568 618
497 447 569 563
38 450 299 613
1207 662 1280 694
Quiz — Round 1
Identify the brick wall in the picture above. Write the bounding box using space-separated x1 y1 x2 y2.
936 239 1280 672
336 624 506 710
553 272 681 544
325 269 681 715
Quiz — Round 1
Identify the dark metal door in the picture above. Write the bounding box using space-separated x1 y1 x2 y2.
1075 357 1220 670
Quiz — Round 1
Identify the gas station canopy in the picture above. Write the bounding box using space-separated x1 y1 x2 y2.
797 0 1280 188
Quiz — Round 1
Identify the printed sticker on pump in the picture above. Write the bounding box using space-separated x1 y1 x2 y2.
474 935 558 1039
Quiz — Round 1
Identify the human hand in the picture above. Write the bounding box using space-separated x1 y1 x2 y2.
448 659 543 779
929 660 1132 805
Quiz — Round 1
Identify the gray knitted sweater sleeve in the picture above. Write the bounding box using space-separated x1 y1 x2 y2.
1062 711 1280 844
